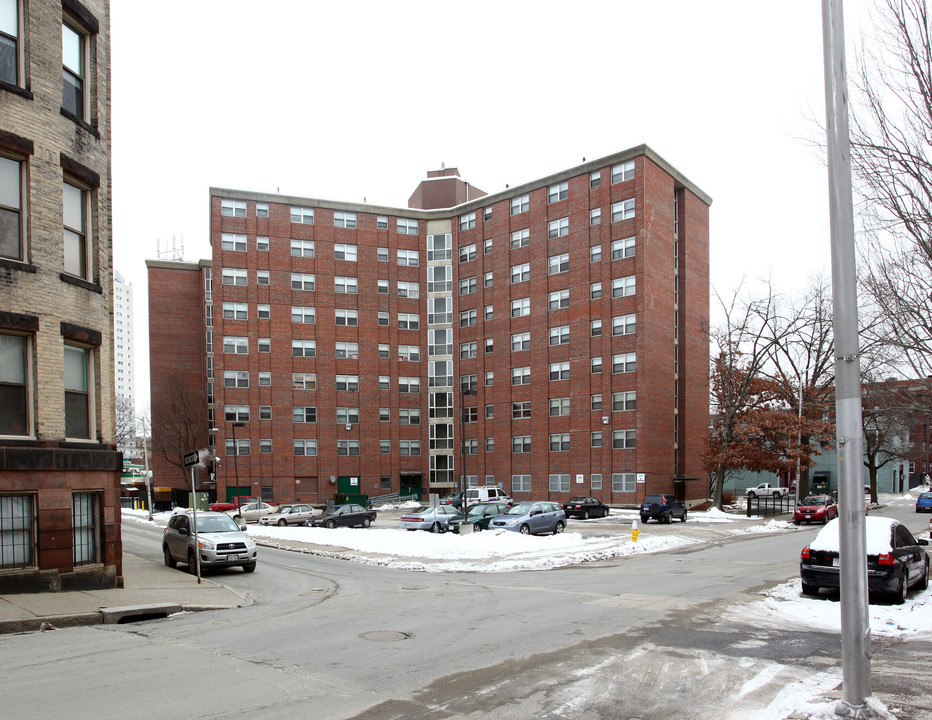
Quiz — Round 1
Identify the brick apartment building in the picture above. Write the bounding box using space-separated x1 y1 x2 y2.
0 0 122 592
148 145 710 507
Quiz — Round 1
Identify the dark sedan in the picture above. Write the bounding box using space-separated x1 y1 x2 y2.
561 496 610 520
800 517 929 603
447 502 512 533
308 504 376 529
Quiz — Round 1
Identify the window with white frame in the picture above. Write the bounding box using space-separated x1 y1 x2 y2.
549 361 569 380
428 298 452 325
222 302 247 320
377 216 388 230
292 339 316 357
294 373 318 390
338 440 359 455
378 312 389 326
427 265 451 292
612 353 636 373
511 297 530 317
549 397 570 416
397 218 418 235
399 345 420 361
337 407 359 425
0 332 29 435
397 248 419 266
292 306 316 324
334 211 356 228
258 371 271 387
548 253 569 275
225 438 250 456
221 267 247 286
591 473 603 490
257 269 269 285
0 156 24 261
223 370 248 388
484 304 493 321
591 394 603 411
256 236 269 251
511 435 531 454
294 438 317 456
63 180 90 279
377 246 388 262
613 391 636 411
549 325 570 345
460 374 477 392
510 228 530 249
427 233 451 260
591 431 603 448
260 439 272 454
462 438 478 455
293 406 317 423
335 243 357 261
612 160 635 184
591 319 602 336
459 309 476 327
548 181 568 203
459 243 476 262
612 236 636 259
511 332 530 352
335 276 358 294
460 341 477 359
513 474 531 492
484 271 493 287
611 198 635 222
291 273 315 290
335 341 358 358
377 279 389 294
290 239 315 257
612 429 636 449
549 290 569 311
399 312 419 330
225 404 249 423
510 194 529 215
612 472 636 492
399 408 420 425
612 275 636 298
459 276 476 295
512 401 531 419
462 406 478 424
590 207 601 225
221 233 246 252
400 440 421 456
256 202 268 218
512 366 530 385
484 371 493 386
334 374 358 391
380 439 391 454
548 217 569 239
484 238 493 254
224 336 248 354
511 262 530 284
612 313 636 335
459 212 476 231
483 207 492 222
291 207 314 224
591 356 602 373
484 338 494 354
549 473 570 492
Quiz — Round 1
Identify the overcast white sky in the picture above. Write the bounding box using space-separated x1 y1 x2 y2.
109 0 873 415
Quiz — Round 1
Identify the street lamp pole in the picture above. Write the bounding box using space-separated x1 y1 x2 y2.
461 384 477 516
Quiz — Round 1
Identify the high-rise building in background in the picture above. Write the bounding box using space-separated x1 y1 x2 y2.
113 271 136 456
0 0 122 592
148 146 710 508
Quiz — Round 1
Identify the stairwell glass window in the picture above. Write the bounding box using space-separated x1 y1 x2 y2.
612 236 635 259
221 200 246 218
334 211 356 228
62 21 87 120
291 207 314 224
221 234 246 252
511 194 529 215
63 180 90 279
612 276 636 298
0 155 24 261
0 332 29 435
612 198 635 222
64 344 92 438
548 217 569 239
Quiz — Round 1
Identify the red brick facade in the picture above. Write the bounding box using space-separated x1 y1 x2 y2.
148 146 711 507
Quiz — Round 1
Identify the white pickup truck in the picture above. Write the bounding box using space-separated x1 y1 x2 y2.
744 482 789 499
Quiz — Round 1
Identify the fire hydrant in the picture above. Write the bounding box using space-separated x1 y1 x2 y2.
631 518 640 543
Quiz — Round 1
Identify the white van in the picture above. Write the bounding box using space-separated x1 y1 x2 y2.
464 486 512 505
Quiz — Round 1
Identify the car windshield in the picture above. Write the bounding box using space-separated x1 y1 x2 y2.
277 505 294 514
196 515 241 533
802 497 826 506
643 495 664 504
467 505 490 517
568 497 587 503
321 506 341 517
920 493 932 500
504 503 534 515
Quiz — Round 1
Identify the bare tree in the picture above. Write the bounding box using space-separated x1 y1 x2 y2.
152 375 207 484
114 395 137 453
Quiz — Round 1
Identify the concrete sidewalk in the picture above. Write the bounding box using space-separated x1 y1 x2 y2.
0 552 246 634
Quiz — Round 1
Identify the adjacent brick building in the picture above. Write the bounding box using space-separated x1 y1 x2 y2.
148 146 711 507
0 0 122 592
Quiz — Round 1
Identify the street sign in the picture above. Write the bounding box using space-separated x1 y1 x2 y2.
183 450 199 468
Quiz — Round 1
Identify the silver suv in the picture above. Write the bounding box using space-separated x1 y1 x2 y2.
163 511 257 573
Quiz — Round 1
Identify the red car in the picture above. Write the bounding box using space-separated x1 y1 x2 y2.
794 495 838 525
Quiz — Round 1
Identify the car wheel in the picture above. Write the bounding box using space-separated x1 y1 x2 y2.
793 520 800 526
519 524 531 535
640 515 649 524
242 563 256 573
663 512 672 524
801 581 819 596
680 511 687 522
362 518 371 528
773 492 782 499
473 523 482 532
163 546 175 568
278 519 287 526
603 509 610 517
430 522 441 533
919 559 930 591
553 521 566 535
581 510 590 520
747 492 757 499
325 519 336 529
894 576 908 605
187 549 197 575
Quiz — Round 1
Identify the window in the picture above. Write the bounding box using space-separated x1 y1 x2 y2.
484 338 494 354
549 434 570 451
294 439 317 456
335 276 358 294
291 207 314 224
591 357 602 374
591 431 603 448
513 474 531 492
612 275 636 298
510 228 530 249
589 246 602 265
399 408 420 425
0 495 33 568
510 194 529 215
549 397 570 417
400 440 421 456
548 181 568 203
256 236 269 251
334 211 356 228
462 438 478 455
511 332 530 352
292 339 316 357
613 314 636 335
549 325 569 345
337 407 359 425
223 370 248 388
483 206 492 222
291 273 315 291
459 309 476 327
512 366 530 385
292 306 316 324
397 281 419 298
613 429 636 450
512 436 531 453
612 198 635 222
222 267 247 286
549 361 569 381
380 440 391 454
510 262 530 284
512 401 531 419
379 407 390 422
427 265 451 293
399 313 420 330
334 243 357 262
457 276 475 296
549 290 569 310
377 246 388 262
459 212 476 231
591 319 602 337
72 492 99 566
613 391 636 411
460 341 477 359
0 156 23 261
485 370 494 386
483 271 493 288
548 217 569 239
378 312 389 326
590 208 602 225
399 377 420 393
591 473 603 490
257 269 270 285
222 302 247 320
590 170 601 188
259 405 271 420
427 233 451 260
459 243 476 263
294 373 318 390
0 333 28 435
612 472 636 492
484 304 494 321
462 406 478 424
612 236 636 259
225 404 249 422
548 253 569 275
62 21 86 119
511 297 530 317
221 233 246 252
549 474 570 492
591 394 603 411
335 341 359 358
590 281 602 299
397 249 419 266
460 374 477 392
258 372 271 387
63 180 89 279
612 353 636 373
256 202 268 218
260 439 272 454
377 216 388 230
612 160 635 183
397 218 419 235
224 336 248 354
225 438 250 456
1 0 19 86
64 343 92 438
398 345 420 361
484 239 493 254
293 406 317 423
290 239 315 257
485 404 494 419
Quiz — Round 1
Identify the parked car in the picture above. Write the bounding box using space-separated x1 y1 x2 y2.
447 502 512 533
463 486 512 507
639 494 687 523
308 504 376 528
399 505 460 532
793 495 838 525
800 516 930 603
163 511 257 573
259 504 321 526
488 501 566 535
209 495 253 513
916 492 932 513
439 492 463 509
224 501 278 524
561 496 610 519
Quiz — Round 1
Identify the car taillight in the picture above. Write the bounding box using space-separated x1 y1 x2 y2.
801 547 811 560
877 553 895 565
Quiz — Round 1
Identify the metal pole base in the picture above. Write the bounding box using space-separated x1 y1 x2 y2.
834 700 875 719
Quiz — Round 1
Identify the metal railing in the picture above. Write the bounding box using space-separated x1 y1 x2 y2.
745 494 795 518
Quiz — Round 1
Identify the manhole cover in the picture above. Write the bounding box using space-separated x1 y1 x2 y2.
359 630 413 642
